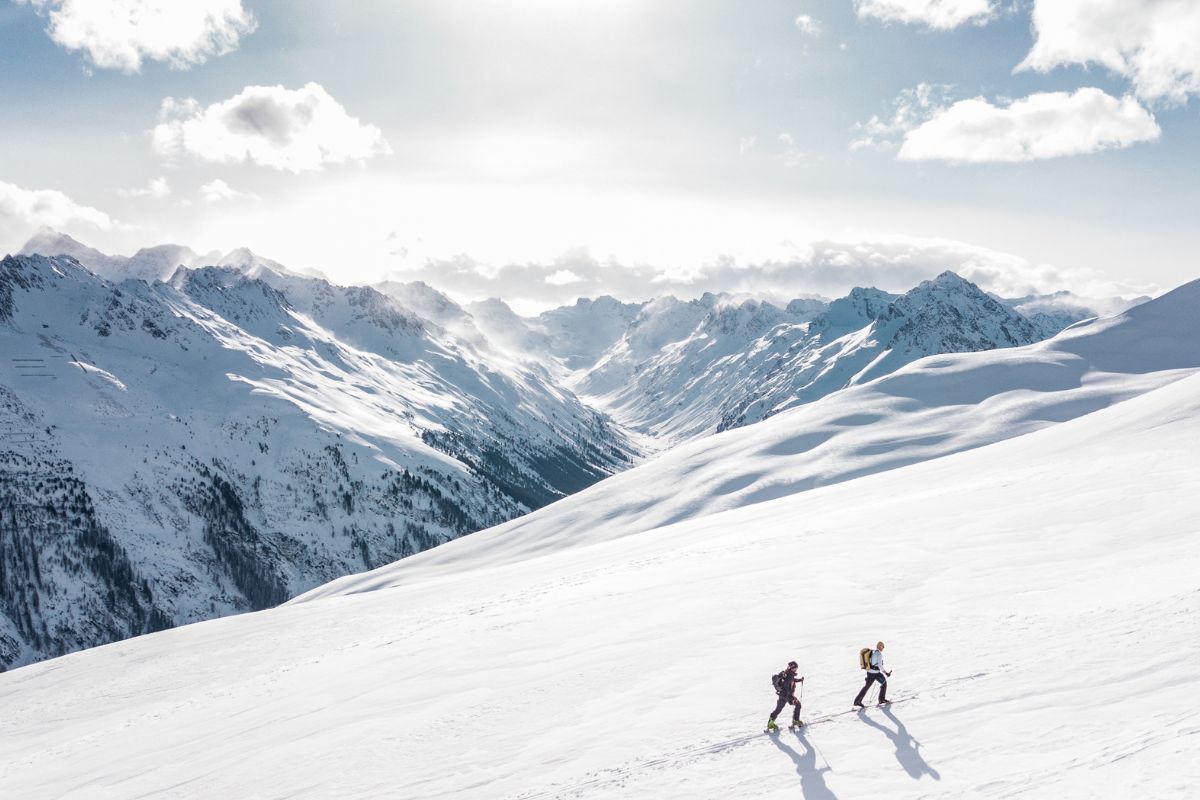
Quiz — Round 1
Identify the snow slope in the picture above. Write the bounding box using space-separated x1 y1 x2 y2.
1 342 1197 798
304 276 1200 588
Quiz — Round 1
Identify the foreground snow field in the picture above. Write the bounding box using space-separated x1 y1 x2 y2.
2 360 1198 797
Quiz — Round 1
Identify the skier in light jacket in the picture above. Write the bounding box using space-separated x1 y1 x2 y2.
853 641 891 708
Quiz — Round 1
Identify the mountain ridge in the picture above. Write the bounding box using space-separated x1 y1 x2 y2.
0 252 636 669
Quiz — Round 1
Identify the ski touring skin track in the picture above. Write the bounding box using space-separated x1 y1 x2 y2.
516 696 920 799
511 675 992 798
799 694 916 729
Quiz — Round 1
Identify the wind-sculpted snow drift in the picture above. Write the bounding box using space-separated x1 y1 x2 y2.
1 319 1197 798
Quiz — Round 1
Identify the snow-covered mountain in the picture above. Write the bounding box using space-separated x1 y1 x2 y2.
570 273 1050 442
0 253 635 670
0 232 1144 671
1 282 1196 797
447 273 1117 447
18 229 329 284
21 233 1130 449
998 289 1149 340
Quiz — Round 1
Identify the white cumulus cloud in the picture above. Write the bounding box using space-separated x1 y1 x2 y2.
1018 0 1200 104
794 15 822 37
199 178 254 204
17 0 255 73
898 88 1160 163
854 0 994 29
850 83 952 151
118 175 170 199
0 180 113 250
544 269 584 286
152 83 392 173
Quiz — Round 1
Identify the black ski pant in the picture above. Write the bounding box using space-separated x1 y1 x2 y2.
854 672 887 705
770 693 801 722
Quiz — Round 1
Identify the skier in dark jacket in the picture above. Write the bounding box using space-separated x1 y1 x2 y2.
767 660 805 731
854 640 892 708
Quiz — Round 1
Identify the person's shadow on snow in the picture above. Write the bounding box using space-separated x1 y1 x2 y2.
858 707 940 781
768 730 837 799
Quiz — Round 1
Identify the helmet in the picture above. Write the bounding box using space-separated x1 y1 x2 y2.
787 661 798 670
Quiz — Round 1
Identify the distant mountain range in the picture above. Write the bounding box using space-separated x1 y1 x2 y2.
465 271 1141 443
0 231 1143 669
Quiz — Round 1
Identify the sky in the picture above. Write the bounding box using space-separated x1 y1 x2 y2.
1 0 1198 310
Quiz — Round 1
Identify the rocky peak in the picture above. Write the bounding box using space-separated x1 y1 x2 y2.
881 271 1041 353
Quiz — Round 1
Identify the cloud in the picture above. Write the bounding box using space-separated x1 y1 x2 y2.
118 175 170 199
544 269 584 286
777 133 809 167
850 83 952 151
0 180 113 230
853 0 994 29
794 15 821 36
199 178 255 204
397 237 1147 311
17 0 255 73
898 88 1160 163
152 83 392 173
1018 0 1200 104
0 180 113 250
1011 291 1146 323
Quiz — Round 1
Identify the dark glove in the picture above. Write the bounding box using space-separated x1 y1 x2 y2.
799 676 805 682
886 670 892 677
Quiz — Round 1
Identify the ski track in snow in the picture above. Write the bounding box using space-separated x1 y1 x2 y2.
508 695 928 800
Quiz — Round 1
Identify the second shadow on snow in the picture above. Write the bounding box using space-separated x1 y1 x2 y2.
768 729 837 800
858 706 941 781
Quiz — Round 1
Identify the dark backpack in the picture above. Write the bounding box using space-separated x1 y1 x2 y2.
771 671 787 694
